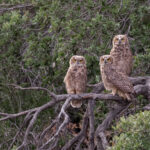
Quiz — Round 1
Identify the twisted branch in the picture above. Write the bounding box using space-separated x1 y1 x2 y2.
0 76 149 149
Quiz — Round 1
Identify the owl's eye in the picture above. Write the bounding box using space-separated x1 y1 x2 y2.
121 38 125 42
114 38 118 42
101 58 104 62
72 59 76 63
80 59 83 63
107 58 111 62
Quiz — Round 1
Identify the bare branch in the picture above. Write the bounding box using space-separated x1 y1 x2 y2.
143 103 150 110
95 104 131 150
0 4 34 14
99 132 109 149
62 110 89 150
88 100 95 150
0 76 150 149
75 136 85 150
146 78 150 101
0 109 36 121
37 119 58 148
40 97 71 150
130 76 149 85
8 124 24 150
9 84 56 99
17 110 41 150
0 92 129 122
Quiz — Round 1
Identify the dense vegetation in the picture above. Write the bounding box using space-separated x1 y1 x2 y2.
0 0 150 149
109 111 150 150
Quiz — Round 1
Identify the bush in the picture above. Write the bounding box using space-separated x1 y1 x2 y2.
108 111 150 150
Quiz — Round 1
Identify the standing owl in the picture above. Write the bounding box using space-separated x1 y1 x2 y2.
64 55 87 108
110 34 133 75
100 55 134 100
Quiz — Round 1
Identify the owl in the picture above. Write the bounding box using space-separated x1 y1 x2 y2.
100 55 134 100
110 34 133 75
64 55 87 108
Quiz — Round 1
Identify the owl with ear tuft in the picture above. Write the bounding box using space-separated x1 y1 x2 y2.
110 34 133 75
64 55 87 108
100 55 134 100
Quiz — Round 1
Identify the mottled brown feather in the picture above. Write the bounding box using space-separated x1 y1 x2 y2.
64 55 87 108
104 65 134 94
110 35 133 75
100 55 134 100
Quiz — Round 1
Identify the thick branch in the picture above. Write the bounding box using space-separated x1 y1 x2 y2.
1 75 149 150
0 92 128 122
62 110 89 150
88 100 95 150
89 76 150 93
95 104 130 150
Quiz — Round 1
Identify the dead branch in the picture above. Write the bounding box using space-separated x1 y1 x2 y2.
143 103 150 110
40 97 71 150
17 110 41 150
0 94 125 120
0 4 34 14
37 119 58 148
75 136 85 150
88 100 95 150
95 104 130 150
9 84 56 99
8 124 24 150
62 110 89 150
0 109 36 121
99 131 109 149
0 76 150 150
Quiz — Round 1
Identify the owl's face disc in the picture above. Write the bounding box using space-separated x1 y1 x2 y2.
113 35 128 46
70 55 86 66
100 55 113 66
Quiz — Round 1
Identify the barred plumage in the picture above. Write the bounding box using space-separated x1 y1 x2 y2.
64 55 87 108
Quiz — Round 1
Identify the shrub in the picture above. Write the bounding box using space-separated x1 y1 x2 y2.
108 111 150 150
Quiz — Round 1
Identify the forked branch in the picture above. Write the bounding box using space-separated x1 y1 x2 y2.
0 76 149 150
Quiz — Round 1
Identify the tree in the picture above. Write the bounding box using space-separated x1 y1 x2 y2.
0 0 150 150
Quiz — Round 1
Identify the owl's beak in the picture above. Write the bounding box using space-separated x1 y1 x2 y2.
76 61 80 64
119 40 121 45
104 60 107 64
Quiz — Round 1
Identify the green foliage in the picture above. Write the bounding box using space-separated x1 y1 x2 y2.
0 0 150 149
108 111 150 150
133 48 150 75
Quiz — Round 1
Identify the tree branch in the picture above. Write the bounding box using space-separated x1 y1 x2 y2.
95 104 130 150
40 97 71 150
62 109 89 150
88 99 95 150
0 4 34 14
0 76 149 149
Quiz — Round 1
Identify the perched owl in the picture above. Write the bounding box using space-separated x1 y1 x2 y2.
110 34 133 75
64 55 87 108
100 55 134 100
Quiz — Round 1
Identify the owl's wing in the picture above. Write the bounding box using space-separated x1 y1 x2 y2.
106 68 133 93
64 71 68 83
75 66 87 93
64 67 72 83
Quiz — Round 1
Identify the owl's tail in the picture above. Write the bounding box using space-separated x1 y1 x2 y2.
70 100 82 108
